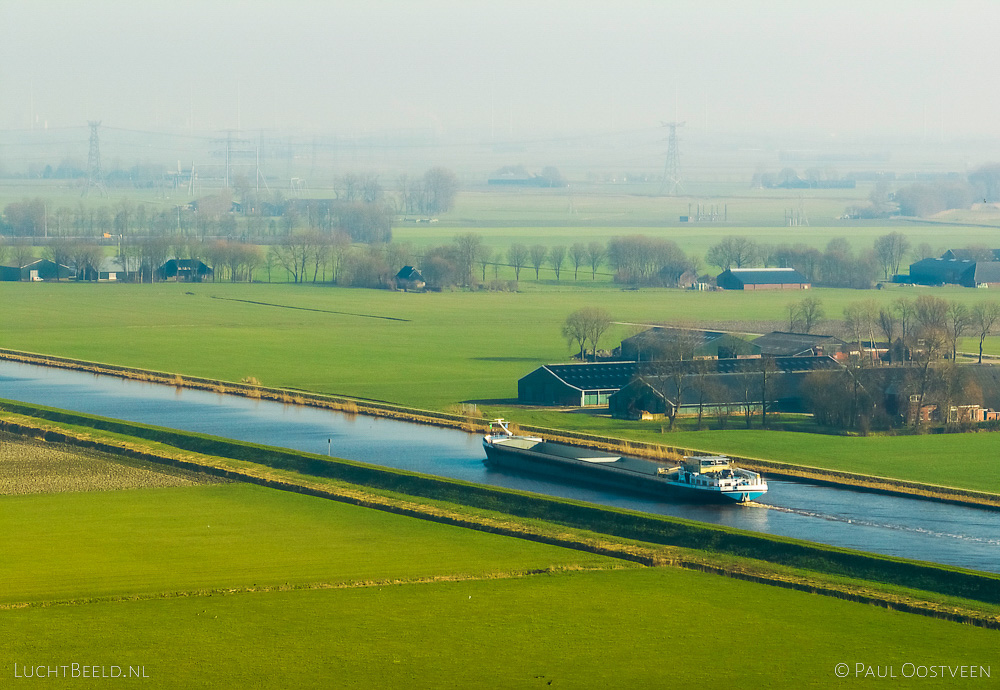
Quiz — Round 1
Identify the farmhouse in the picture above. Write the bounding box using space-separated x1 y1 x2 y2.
619 327 759 360
395 266 426 291
716 267 810 290
752 331 846 358
608 356 841 420
0 259 74 282
157 259 213 282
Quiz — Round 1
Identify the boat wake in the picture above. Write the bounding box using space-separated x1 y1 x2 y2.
745 502 1000 546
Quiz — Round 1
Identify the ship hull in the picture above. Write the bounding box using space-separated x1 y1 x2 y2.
483 440 765 504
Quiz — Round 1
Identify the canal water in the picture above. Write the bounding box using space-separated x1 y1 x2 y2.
1 360 998 573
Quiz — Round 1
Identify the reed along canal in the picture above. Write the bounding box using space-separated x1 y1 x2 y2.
2 360 998 574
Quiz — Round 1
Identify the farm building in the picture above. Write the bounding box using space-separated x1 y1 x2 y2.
907 257 1000 287
0 259 74 282
716 267 810 290
517 362 639 406
619 327 759 360
157 259 213 282
941 248 1000 261
608 356 843 420
80 258 123 282
752 332 846 358
395 266 426 291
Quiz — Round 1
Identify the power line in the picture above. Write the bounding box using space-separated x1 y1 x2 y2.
83 121 107 198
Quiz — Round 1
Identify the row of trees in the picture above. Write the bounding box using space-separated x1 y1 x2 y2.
707 232 930 288
0 168 459 241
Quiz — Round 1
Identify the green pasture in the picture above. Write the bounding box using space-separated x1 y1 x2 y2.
6 280 1000 490
3 280 1000 407
0 482 621 605
5 567 996 688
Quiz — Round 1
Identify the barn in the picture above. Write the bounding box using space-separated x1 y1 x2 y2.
517 362 639 406
619 327 759 360
716 267 810 290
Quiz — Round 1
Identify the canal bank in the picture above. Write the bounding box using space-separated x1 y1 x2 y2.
1 347 997 510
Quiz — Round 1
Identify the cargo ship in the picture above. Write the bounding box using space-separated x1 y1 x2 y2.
482 419 767 504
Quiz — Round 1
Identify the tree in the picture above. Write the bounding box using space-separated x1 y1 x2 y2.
873 231 911 280
561 311 589 360
971 301 1000 363
422 167 458 214
563 307 613 362
945 301 972 360
569 242 587 280
507 243 528 281
478 246 495 283
585 241 604 280
548 245 566 281
706 236 760 271
843 299 878 365
452 233 482 286
529 244 548 280
788 296 824 333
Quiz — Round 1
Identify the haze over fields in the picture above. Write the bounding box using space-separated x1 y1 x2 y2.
3 1 999 142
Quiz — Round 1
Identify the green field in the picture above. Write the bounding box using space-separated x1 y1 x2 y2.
0 483 621 604
7 568 997 688
2 462 996 689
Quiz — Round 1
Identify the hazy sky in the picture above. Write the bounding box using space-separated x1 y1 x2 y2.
4 0 1000 141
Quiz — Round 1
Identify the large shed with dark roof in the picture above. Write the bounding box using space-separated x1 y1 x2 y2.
619 327 759 360
908 258 1000 287
752 332 846 358
517 362 639 406
716 267 810 290
608 356 843 419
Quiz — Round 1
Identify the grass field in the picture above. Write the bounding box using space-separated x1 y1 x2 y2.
0 482 622 604
6 568 998 688
4 281 1000 409
2 446 996 689
0 432 222 495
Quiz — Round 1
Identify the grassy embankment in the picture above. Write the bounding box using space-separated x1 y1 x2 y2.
1 429 998 687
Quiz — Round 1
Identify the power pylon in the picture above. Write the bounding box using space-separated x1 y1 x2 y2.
658 120 685 196
83 120 108 197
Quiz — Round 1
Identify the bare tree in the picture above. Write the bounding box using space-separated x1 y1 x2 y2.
569 242 587 280
585 241 605 280
945 301 973 360
706 236 761 270
452 233 483 286
873 231 911 280
508 243 528 281
843 299 879 365
529 244 548 280
788 296 824 333
971 301 1000 363
548 245 566 281
478 246 495 283
562 307 614 362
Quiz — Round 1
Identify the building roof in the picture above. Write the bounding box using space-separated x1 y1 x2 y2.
396 266 424 281
908 257 974 284
539 362 639 391
942 248 1000 261
970 262 1000 284
752 332 845 357
719 267 809 285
